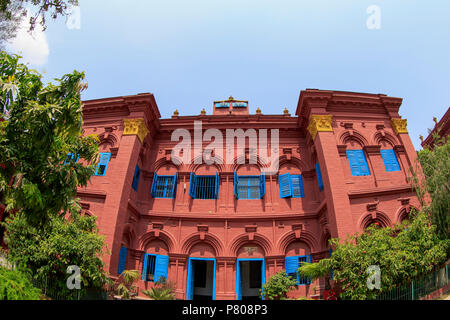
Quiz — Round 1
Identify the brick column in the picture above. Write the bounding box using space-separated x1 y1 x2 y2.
98 118 149 275
308 114 355 239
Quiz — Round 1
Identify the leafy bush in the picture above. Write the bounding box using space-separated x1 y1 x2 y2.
0 266 42 300
2 212 108 298
142 277 176 300
298 210 449 300
260 270 297 300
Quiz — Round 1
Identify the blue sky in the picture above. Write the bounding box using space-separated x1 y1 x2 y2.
10 0 450 150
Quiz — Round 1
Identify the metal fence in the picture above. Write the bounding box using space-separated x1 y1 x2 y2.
375 263 449 300
31 277 82 300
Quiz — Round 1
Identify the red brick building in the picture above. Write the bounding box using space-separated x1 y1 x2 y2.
421 107 450 149
78 89 421 300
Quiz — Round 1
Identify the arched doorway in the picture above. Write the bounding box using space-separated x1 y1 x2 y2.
236 243 265 300
186 243 217 300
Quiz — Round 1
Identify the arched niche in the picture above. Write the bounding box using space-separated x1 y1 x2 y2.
285 240 311 257
195 164 219 175
143 239 169 256
189 242 216 258
236 164 261 176
156 163 178 175
278 163 302 175
236 243 265 259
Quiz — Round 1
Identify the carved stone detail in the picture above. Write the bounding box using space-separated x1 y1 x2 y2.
123 118 150 143
391 118 408 134
307 115 333 140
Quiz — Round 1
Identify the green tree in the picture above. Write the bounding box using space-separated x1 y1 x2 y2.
2 211 108 298
0 2 23 50
0 265 42 300
0 51 99 226
298 210 449 300
412 134 449 241
260 270 297 300
0 0 78 32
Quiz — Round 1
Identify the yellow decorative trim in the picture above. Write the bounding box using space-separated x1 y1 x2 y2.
123 118 149 143
391 118 408 134
307 114 333 140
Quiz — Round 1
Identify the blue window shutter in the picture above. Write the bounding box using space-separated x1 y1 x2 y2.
151 173 158 197
259 174 266 198
236 260 242 300
315 163 324 191
172 173 178 197
356 150 370 175
346 150 360 176
95 152 111 176
279 173 292 198
298 175 305 198
186 259 195 300
347 150 370 176
234 172 239 199
285 256 299 285
189 172 196 198
132 165 140 191
381 149 401 172
142 253 149 280
154 255 169 283
215 172 219 199
117 247 127 275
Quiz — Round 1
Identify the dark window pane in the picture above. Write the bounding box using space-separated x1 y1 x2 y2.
146 255 156 282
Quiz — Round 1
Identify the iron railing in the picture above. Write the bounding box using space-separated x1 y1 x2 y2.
375 263 449 300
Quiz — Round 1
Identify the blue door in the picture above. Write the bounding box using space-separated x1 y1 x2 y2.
236 258 266 300
186 257 216 300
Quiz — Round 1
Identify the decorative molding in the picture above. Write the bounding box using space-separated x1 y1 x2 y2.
110 147 119 158
366 202 378 212
391 118 408 134
152 222 163 230
123 118 150 143
245 224 257 233
363 145 381 155
307 114 333 140
197 224 209 233
394 145 406 154
337 144 347 156
292 223 304 239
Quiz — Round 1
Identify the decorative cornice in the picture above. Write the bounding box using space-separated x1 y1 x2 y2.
391 118 408 135
123 118 150 143
307 114 333 140
363 145 381 155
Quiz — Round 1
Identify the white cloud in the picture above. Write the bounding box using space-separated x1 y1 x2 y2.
7 12 50 66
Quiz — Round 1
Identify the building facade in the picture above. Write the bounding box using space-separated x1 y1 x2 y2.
78 89 421 300
421 107 450 149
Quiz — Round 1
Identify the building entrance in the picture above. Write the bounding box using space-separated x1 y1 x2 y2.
236 258 265 300
186 258 216 300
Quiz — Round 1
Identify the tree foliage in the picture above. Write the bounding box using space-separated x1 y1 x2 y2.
0 51 99 226
260 270 297 300
413 133 449 240
0 265 42 300
0 2 23 50
0 0 78 32
2 211 108 298
298 210 449 300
